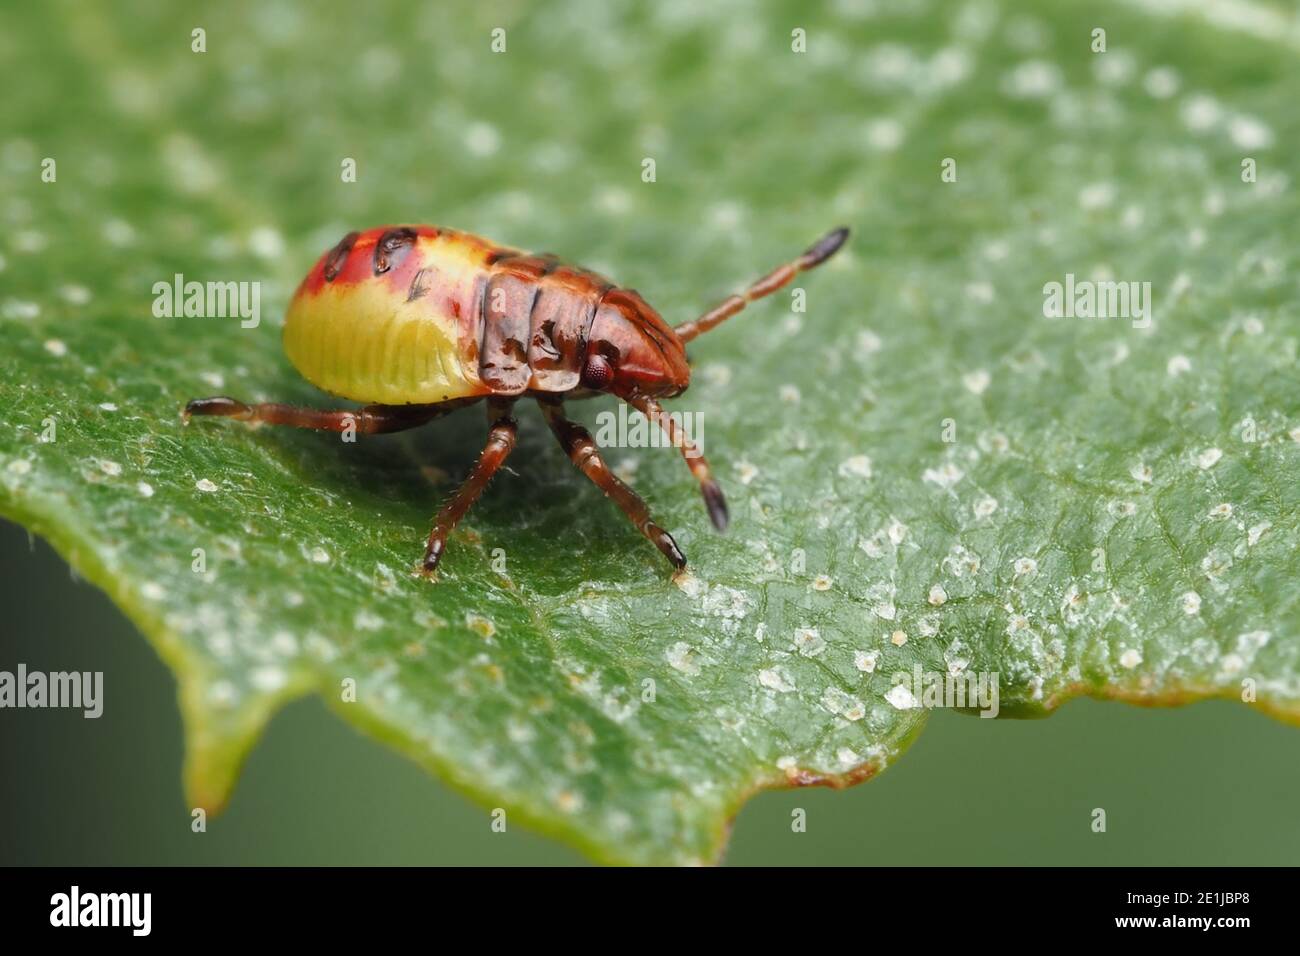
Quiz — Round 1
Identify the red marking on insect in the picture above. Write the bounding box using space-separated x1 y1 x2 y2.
185 224 850 574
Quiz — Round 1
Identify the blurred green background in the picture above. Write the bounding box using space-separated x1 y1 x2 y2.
5 519 1298 865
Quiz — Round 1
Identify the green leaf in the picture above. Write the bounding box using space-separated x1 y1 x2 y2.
2 0 1298 865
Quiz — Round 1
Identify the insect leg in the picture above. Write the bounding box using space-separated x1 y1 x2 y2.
624 395 728 532
421 399 518 573
183 397 476 433
538 400 686 570
674 226 849 343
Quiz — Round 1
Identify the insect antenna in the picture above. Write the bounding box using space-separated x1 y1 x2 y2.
674 226 849 343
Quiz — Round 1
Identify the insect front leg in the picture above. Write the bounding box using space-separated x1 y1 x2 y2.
421 399 518 574
624 395 728 531
538 399 686 570
183 397 474 433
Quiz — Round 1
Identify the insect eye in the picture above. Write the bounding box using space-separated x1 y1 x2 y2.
581 354 613 389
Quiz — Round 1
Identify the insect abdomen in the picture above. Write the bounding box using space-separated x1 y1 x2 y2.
283 225 625 403
284 227 498 404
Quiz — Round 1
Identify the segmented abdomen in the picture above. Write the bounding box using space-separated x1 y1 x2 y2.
282 225 615 404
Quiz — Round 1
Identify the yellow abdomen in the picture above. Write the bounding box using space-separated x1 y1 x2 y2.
283 226 498 405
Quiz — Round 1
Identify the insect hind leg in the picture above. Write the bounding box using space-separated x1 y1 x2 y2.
421 399 518 574
183 396 473 433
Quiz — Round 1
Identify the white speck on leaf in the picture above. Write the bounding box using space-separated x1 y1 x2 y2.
673 571 704 598
1229 114 1273 149
821 686 865 721
1181 93 1222 131
466 614 496 639
667 641 700 676
943 544 981 577
759 668 795 692
923 462 964 489
887 519 908 545
794 627 825 657
854 650 879 673
206 679 240 708
464 121 501 157
195 478 218 493
1238 630 1271 654
856 330 882 354
249 671 288 691
4 299 39 320
59 284 91 305
839 455 872 479
247 226 285 259
1144 66 1179 98
1001 60 1060 99
864 117 904 151
1079 182 1116 210
885 684 917 710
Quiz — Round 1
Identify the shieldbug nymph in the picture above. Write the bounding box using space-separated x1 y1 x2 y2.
185 224 849 573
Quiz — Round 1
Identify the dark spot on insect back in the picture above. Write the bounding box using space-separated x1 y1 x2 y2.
531 319 561 362
323 231 360 281
501 337 527 364
373 227 417 275
407 268 431 302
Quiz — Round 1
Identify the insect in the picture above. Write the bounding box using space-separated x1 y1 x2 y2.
185 223 849 573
